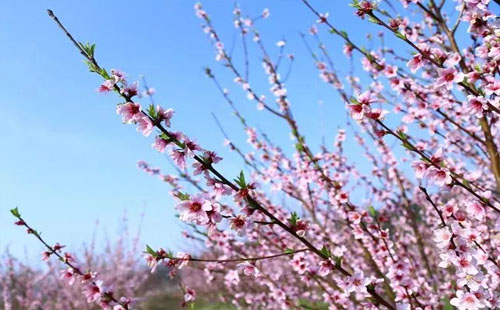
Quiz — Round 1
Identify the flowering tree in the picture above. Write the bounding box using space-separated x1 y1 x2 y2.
11 0 500 310
1 217 150 310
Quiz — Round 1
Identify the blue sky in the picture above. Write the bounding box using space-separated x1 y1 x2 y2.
0 0 432 260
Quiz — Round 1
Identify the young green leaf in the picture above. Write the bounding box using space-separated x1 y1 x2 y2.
234 170 247 188
289 212 299 226
320 245 331 258
145 245 157 256
175 192 191 201
10 207 20 218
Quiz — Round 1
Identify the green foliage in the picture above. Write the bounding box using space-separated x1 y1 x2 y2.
349 0 361 9
175 192 191 201
234 170 247 189
10 207 20 218
367 205 377 218
395 32 407 40
145 245 156 257
147 104 157 118
288 211 299 226
79 41 95 57
320 245 331 258
297 299 329 310
442 297 453 310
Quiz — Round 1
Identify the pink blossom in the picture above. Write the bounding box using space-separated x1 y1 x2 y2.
116 102 141 123
384 65 398 77
230 215 252 236
59 268 76 285
427 167 452 186
407 54 424 73
367 108 389 120
184 286 196 302
335 192 349 203
484 77 500 96
170 149 186 169
84 281 103 303
450 290 485 310
412 161 428 178
316 12 329 23
343 271 370 295
155 106 174 127
343 44 353 57
356 1 375 18
97 80 115 93
309 25 318 35
293 219 308 237
152 136 169 153
452 254 479 275
348 104 366 120
356 91 377 105
135 115 153 136
348 211 362 225
433 227 452 248
276 40 286 47
467 201 485 220
435 68 464 88
237 262 260 277
176 252 191 269
318 259 334 277
176 195 211 224
110 69 126 82
443 53 461 67
262 8 270 19
41 251 51 261
468 95 487 117
121 82 139 98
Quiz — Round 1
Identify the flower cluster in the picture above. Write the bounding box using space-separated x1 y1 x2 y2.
24 1 500 310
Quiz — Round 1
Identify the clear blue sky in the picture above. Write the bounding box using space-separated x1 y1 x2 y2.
0 0 421 260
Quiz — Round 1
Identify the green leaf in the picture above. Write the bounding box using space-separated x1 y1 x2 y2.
349 0 360 8
402 141 414 151
100 68 110 80
395 32 407 40
160 132 171 141
234 170 247 188
442 297 453 310
368 16 379 24
175 192 191 201
349 98 360 105
10 207 20 218
289 212 299 226
147 104 157 118
295 143 304 152
79 41 96 57
368 205 377 217
320 245 331 258
333 255 342 266
84 60 98 73
145 245 156 256
284 248 295 255
339 30 348 39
